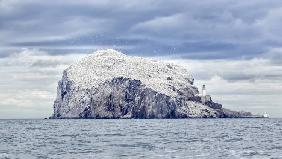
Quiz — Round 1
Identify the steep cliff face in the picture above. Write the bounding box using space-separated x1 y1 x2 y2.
51 49 253 119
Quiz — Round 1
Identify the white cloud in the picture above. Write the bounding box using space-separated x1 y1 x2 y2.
0 49 86 118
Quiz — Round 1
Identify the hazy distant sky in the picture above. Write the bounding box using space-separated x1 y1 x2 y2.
0 0 282 118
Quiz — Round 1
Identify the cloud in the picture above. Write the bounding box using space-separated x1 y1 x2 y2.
167 57 282 82
1 0 282 58
0 49 86 118
0 1 282 118
255 8 282 42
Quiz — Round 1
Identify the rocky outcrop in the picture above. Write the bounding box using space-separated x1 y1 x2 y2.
51 49 256 119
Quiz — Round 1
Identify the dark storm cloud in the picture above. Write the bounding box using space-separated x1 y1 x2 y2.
1 0 282 59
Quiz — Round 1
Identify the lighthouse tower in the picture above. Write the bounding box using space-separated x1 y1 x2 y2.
202 85 206 97
201 84 211 104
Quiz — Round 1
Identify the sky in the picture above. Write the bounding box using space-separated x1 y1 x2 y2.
0 0 282 118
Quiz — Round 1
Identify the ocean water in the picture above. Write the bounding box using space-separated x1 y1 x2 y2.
0 119 281 159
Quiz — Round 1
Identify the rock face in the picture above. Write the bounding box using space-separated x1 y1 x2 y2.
51 49 254 119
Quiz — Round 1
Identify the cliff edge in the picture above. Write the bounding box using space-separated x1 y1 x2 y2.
51 49 257 119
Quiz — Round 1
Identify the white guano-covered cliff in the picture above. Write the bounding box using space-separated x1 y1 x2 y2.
51 49 254 119
66 49 194 97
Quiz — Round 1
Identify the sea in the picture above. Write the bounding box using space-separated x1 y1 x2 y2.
0 119 281 159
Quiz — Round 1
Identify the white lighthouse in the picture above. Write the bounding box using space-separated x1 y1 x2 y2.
201 84 211 104
202 85 206 97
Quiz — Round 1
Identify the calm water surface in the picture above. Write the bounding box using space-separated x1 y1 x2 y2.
0 119 282 159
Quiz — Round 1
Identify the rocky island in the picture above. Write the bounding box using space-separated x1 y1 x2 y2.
51 49 259 119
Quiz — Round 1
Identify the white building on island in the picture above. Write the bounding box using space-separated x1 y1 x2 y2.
201 84 211 104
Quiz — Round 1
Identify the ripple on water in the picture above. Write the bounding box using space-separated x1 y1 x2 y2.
0 119 282 158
